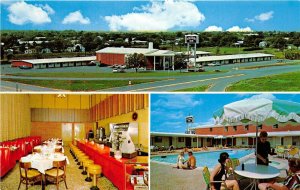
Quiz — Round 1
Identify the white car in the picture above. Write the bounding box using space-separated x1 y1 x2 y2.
208 63 221 66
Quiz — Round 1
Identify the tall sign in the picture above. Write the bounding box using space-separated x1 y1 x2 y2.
185 115 194 134
185 35 199 44
185 34 199 69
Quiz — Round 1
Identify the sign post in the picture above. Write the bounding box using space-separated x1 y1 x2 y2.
185 115 194 134
185 35 199 70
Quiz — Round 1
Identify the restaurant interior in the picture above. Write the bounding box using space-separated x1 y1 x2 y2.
0 93 149 190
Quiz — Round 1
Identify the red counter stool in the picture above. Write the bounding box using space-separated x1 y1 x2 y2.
88 164 102 190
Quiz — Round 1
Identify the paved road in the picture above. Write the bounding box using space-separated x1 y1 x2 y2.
1 60 299 92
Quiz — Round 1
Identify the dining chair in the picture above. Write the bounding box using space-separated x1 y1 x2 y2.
54 148 63 153
33 148 41 153
18 161 42 190
45 159 68 190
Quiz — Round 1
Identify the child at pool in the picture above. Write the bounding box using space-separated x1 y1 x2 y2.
210 152 240 190
258 158 300 190
177 151 186 169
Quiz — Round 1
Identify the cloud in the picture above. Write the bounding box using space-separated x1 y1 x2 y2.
8 1 52 25
38 4 55 15
245 18 255 22
226 26 252 32
152 94 203 109
255 11 274 21
62 11 90 24
204 25 223 32
245 11 274 22
105 0 205 31
198 117 215 126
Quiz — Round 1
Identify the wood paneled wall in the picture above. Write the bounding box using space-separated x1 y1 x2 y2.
31 122 93 141
30 94 91 109
90 94 148 121
31 108 90 122
0 94 31 142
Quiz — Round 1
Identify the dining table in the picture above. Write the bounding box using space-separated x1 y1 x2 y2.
21 153 69 190
234 163 280 190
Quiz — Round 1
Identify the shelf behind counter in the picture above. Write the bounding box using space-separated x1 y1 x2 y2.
76 140 148 190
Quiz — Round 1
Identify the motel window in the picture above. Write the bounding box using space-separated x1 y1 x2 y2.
273 124 279 129
244 125 249 131
154 136 162 143
233 126 237 131
210 128 213 132
193 138 197 142
292 136 300 146
178 137 184 142
225 127 228 132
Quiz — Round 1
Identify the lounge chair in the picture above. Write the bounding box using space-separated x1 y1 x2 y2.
202 166 232 190
288 147 299 158
275 146 285 159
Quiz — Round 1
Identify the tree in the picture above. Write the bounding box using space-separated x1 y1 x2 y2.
126 53 145 72
273 37 287 50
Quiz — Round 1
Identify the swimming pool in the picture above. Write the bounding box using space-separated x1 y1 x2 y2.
151 149 254 168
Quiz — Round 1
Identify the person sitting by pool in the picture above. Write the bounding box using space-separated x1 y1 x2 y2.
210 152 240 190
182 151 196 169
258 158 300 190
177 151 186 169
257 131 271 166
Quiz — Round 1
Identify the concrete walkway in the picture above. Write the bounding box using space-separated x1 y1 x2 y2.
150 161 206 190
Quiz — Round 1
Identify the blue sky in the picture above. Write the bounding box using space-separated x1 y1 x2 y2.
150 94 300 133
1 1 299 31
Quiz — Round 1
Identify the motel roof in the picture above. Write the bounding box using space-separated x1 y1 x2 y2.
151 132 216 138
189 53 274 63
151 131 300 138
13 56 96 65
231 131 300 137
96 47 175 56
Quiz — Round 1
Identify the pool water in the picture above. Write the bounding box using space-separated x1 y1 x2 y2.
151 149 254 168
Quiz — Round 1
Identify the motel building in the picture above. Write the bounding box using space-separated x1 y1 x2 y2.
190 53 274 66
11 56 96 69
151 124 300 150
96 44 176 70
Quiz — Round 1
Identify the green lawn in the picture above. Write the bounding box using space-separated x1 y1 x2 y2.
226 71 300 91
239 61 300 70
173 85 210 92
9 70 226 78
2 79 161 91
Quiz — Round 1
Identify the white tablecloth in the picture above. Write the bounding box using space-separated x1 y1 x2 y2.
34 145 64 153
21 153 69 174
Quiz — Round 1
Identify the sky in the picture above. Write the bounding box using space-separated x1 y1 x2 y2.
0 0 299 32
150 93 300 133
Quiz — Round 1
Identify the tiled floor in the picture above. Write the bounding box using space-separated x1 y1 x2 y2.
0 147 118 190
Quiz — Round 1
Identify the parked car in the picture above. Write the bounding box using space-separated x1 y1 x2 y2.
19 65 32 69
112 68 125 73
87 61 97 66
208 63 221 66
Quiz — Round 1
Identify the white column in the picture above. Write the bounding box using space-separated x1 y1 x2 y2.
154 56 156 71
172 56 175 70
163 56 166 70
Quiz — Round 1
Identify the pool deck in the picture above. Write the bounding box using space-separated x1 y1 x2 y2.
150 161 206 190
150 151 289 190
